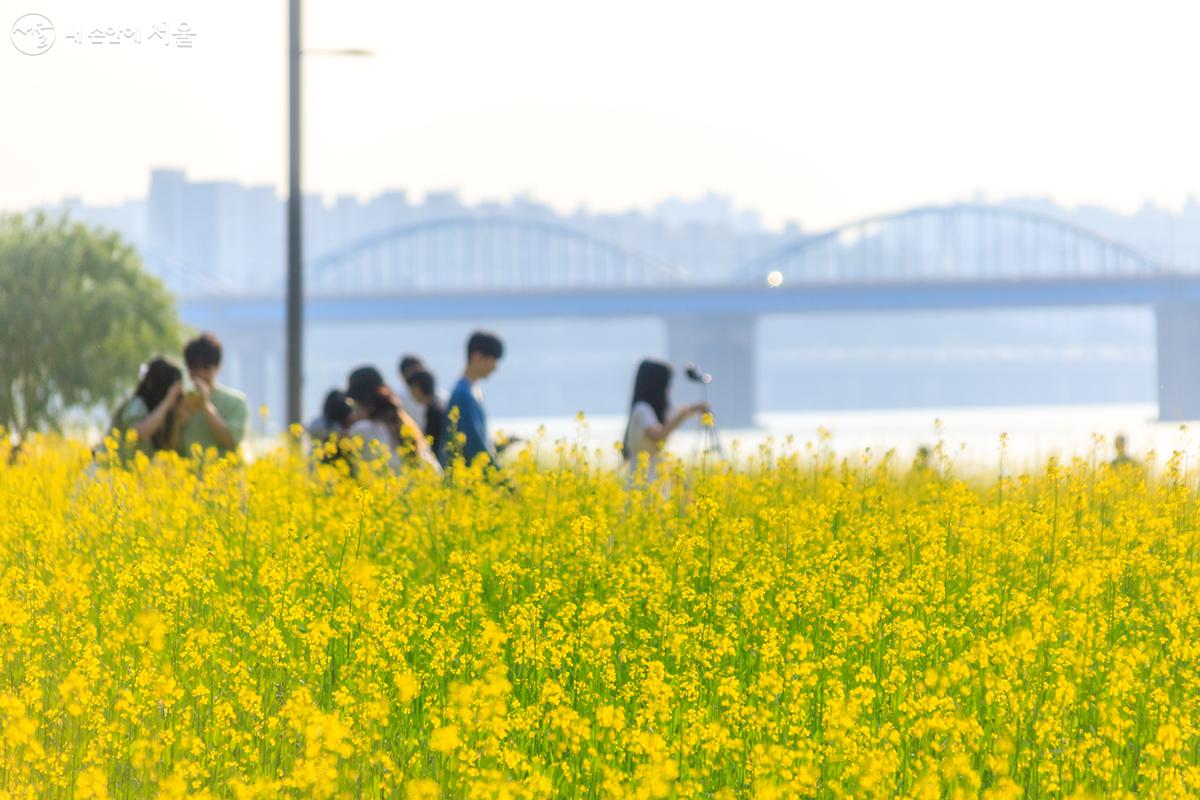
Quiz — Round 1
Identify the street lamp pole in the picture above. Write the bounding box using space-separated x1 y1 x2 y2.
286 0 303 427
285 5 370 428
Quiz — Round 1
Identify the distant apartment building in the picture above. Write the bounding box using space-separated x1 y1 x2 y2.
147 169 283 293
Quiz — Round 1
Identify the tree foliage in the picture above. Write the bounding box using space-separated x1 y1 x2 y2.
0 213 181 437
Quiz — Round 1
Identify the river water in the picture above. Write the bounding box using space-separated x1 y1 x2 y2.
493 403 1190 472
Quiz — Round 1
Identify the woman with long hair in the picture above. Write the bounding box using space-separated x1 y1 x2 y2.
107 357 184 456
345 366 441 473
622 358 708 481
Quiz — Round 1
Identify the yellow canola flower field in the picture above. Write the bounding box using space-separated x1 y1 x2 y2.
1 433 1199 799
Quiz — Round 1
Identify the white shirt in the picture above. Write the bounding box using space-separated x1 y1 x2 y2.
625 401 664 481
394 383 422 429
348 416 442 475
348 418 401 470
394 383 450 434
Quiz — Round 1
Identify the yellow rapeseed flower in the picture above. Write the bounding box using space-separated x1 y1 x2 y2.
0 433 1195 798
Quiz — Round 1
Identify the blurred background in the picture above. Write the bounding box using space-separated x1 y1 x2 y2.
6 0 1200 459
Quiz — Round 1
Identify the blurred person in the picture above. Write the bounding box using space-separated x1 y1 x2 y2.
1111 433 1137 467
175 332 249 457
105 356 184 457
307 389 353 441
396 354 426 427
407 368 446 458
399 354 450 432
444 330 503 467
622 358 708 482
307 389 353 461
345 366 440 473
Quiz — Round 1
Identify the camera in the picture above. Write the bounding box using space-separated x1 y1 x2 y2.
684 362 712 385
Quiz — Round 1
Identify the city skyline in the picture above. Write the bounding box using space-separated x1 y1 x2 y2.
43 167 1200 299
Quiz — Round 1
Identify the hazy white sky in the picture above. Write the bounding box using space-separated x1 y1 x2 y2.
4 0 1199 229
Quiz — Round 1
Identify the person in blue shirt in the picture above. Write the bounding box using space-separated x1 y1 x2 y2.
444 330 503 467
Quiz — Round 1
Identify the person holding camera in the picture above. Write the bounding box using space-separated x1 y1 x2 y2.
175 332 249 457
105 356 185 459
622 358 708 482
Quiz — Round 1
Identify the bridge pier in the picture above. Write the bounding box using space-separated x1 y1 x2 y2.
665 314 758 429
1156 304 1200 422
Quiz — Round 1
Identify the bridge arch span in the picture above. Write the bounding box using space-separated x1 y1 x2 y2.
308 214 688 292
738 204 1169 284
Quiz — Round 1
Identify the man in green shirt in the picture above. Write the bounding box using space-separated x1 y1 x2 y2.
176 332 249 457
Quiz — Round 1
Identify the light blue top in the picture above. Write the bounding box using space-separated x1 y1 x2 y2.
112 395 153 456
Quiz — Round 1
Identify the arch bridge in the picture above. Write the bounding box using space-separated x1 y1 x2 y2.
178 206 1200 427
